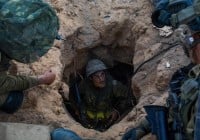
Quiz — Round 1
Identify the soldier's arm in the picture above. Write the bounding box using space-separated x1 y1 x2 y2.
0 74 39 93
0 70 55 94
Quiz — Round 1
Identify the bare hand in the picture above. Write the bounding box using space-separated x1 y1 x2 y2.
108 110 120 124
38 70 56 85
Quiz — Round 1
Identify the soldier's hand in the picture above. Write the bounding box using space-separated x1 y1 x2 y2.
38 70 56 85
110 110 120 122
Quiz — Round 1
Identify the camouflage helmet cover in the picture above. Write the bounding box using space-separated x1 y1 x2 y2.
86 59 107 77
0 0 59 63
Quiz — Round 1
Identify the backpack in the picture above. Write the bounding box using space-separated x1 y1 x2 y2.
0 0 59 63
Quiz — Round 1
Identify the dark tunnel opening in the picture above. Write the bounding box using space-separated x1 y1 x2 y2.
62 60 135 132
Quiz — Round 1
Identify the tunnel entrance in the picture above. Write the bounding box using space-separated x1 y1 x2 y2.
61 59 135 132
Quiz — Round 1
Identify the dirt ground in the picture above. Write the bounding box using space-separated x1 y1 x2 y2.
0 0 191 140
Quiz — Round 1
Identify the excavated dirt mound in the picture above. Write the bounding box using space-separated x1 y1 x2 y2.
0 0 191 139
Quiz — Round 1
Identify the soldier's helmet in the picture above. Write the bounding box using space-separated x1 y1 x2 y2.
86 59 107 77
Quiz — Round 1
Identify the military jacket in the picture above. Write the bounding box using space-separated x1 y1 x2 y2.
79 74 133 120
137 63 199 140
0 52 39 106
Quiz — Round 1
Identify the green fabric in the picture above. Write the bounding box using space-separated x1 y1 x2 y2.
168 0 189 13
79 74 131 120
179 65 200 140
167 66 200 140
0 53 39 106
135 65 200 140
0 0 59 63
170 1 200 27
0 73 39 106
170 6 194 27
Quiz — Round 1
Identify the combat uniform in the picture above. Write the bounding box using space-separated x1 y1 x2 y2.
122 63 199 140
0 53 39 113
79 74 134 131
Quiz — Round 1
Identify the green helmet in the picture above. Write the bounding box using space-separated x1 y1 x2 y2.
86 59 107 77
0 0 59 63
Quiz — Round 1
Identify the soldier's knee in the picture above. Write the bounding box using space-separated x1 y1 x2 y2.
51 128 82 140
0 90 24 114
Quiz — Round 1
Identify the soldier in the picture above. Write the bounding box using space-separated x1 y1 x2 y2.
0 0 59 114
0 52 56 114
122 26 200 139
74 59 136 131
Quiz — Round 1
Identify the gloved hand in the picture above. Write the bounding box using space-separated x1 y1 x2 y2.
122 127 146 140
151 9 171 28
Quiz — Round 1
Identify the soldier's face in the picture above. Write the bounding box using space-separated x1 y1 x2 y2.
190 43 200 64
91 71 106 88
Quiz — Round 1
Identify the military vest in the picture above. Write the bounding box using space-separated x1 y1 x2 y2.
169 64 200 140
82 78 116 120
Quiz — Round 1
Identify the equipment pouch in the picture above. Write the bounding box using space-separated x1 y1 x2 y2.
188 64 200 79
170 2 200 27
181 79 199 100
171 6 195 27
167 0 193 13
